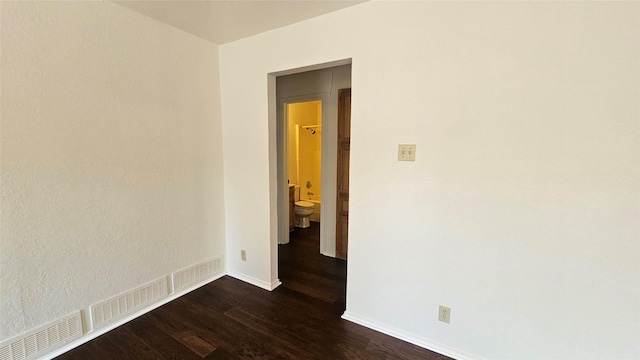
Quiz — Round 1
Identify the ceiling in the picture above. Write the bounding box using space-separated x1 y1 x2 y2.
112 1 366 45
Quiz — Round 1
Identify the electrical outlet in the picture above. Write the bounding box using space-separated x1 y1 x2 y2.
438 305 451 324
241 250 247 261
398 144 416 161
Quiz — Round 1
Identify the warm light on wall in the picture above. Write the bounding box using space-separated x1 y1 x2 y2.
287 101 322 201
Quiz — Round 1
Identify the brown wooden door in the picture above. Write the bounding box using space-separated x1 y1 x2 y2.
336 88 351 260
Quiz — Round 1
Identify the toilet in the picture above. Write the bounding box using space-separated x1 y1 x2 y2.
293 185 314 228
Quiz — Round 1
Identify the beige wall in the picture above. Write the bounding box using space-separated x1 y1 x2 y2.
220 2 639 359
1 1 225 340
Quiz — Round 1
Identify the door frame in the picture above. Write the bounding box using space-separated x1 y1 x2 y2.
268 58 352 286
335 88 351 259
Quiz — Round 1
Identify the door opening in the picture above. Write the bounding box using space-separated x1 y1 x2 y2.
272 61 352 292
274 63 351 258
287 100 323 231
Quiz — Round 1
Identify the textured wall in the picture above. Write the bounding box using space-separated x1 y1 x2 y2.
0 1 225 340
220 2 639 359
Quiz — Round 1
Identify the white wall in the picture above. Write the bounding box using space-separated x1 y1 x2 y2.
219 2 639 359
0 1 225 340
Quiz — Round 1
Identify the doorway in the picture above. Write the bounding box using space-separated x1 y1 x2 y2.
278 94 326 247
274 63 352 262
287 100 323 226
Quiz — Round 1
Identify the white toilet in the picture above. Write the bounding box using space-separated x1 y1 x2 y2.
293 185 315 228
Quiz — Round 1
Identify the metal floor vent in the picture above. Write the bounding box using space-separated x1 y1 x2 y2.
0 312 82 360
173 257 223 293
90 277 168 330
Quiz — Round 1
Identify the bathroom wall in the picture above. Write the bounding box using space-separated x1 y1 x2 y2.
219 2 639 359
1 0 226 341
288 101 322 201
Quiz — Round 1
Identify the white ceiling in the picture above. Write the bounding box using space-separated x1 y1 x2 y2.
112 1 365 44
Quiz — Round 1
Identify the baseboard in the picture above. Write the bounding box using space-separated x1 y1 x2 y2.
321 250 336 258
89 276 169 332
0 311 83 360
2 256 226 360
173 257 225 294
226 270 281 291
41 271 225 360
341 311 483 360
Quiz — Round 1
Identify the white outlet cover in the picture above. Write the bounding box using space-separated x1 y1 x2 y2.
439 305 451 324
398 144 416 161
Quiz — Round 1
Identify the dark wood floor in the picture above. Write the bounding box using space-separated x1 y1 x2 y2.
56 223 450 359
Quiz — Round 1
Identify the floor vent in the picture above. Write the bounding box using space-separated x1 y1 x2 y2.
90 277 168 331
173 257 223 293
0 312 82 360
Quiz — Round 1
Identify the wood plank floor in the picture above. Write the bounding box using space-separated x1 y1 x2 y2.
56 223 451 359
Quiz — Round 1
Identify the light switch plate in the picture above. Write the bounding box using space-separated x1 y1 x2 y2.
398 144 416 161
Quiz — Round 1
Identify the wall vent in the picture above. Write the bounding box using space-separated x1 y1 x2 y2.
0 312 82 360
90 277 168 330
173 257 223 293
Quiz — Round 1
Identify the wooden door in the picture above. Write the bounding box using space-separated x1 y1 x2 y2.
336 88 351 260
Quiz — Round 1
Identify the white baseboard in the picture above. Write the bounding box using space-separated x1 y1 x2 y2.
226 270 281 291
8 258 282 360
0 311 83 360
6 255 226 360
321 250 336 258
341 311 483 360
41 272 225 360
90 276 169 332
